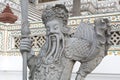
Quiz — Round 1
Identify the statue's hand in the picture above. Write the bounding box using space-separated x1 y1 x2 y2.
20 38 32 53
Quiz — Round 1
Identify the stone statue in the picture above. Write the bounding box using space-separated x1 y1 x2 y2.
20 4 111 80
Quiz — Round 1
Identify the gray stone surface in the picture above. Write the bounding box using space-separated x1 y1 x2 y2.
20 4 111 80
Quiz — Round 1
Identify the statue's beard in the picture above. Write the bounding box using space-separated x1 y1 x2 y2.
45 33 64 63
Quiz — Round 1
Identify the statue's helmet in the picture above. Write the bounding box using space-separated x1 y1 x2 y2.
42 4 69 26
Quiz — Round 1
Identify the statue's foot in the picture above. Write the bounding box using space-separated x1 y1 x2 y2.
75 74 85 80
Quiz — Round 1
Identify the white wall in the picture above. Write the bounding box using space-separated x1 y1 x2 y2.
0 56 22 71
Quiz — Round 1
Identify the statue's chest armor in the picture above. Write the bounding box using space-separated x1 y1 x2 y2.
33 56 74 80
33 62 64 80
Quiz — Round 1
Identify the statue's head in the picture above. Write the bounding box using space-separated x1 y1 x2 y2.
42 4 70 35
42 5 70 59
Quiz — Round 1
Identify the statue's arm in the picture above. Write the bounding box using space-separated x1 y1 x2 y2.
20 38 37 70
20 37 48 70
26 50 37 70
27 39 48 70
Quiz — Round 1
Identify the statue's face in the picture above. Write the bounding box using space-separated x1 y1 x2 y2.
45 19 64 62
46 19 63 35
